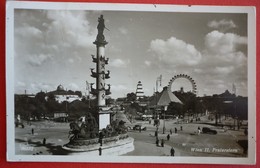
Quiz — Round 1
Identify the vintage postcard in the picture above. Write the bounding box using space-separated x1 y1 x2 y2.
6 1 256 164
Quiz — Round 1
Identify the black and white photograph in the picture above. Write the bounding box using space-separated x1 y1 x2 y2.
6 2 256 164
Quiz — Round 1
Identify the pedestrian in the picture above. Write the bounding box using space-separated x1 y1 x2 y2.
99 132 103 146
171 147 175 156
99 147 102 156
167 134 170 141
31 128 34 135
139 126 141 132
170 128 172 135
42 138 46 145
244 128 248 136
175 127 177 134
161 139 164 147
155 130 158 137
180 126 183 131
156 138 159 146
197 127 201 135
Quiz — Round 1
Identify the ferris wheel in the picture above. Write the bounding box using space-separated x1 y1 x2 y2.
167 74 197 95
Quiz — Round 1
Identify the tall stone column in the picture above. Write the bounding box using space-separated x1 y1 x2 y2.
91 15 111 130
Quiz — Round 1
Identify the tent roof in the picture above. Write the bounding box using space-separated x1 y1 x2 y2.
157 87 182 106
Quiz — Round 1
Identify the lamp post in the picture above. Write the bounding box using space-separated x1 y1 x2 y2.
86 80 90 109
234 98 237 130
155 75 162 128
223 100 235 129
163 106 167 134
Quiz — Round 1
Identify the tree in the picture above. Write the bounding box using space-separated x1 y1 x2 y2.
167 102 183 116
46 93 61 113
126 92 136 102
75 91 82 97
35 91 48 119
35 91 46 103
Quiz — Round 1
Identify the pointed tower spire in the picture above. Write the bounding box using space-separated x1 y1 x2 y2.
136 81 144 99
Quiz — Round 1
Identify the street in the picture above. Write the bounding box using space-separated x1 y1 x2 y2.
15 116 247 157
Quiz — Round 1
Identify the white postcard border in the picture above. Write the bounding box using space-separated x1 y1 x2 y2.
6 1 256 164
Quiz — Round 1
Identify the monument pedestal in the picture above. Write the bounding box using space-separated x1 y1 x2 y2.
63 134 134 156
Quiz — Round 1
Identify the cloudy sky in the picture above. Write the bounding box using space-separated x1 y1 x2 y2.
14 8 248 98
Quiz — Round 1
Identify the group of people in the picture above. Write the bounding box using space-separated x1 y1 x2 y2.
156 137 165 147
169 126 183 135
155 127 177 156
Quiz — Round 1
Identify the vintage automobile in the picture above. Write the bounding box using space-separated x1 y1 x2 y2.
133 124 147 131
202 127 217 134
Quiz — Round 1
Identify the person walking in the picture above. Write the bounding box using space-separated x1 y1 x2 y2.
99 132 104 146
155 130 158 137
42 138 46 145
161 139 164 147
175 127 177 134
167 134 170 141
198 127 201 135
31 128 34 135
99 147 102 156
171 147 175 156
156 138 159 147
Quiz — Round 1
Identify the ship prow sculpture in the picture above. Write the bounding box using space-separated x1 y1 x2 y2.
63 15 134 155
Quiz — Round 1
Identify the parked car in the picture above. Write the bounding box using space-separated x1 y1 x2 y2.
133 124 147 131
202 127 217 134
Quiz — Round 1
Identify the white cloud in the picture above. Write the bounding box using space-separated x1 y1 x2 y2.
198 30 248 96
144 60 151 66
17 81 26 87
68 83 80 91
205 30 247 55
224 51 247 64
108 45 122 53
118 27 128 35
214 66 234 74
194 68 202 73
111 84 128 91
110 84 132 98
211 79 224 84
15 25 43 39
29 82 53 93
110 58 128 68
208 19 237 31
68 58 74 64
149 37 202 66
216 83 227 89
28 54 53 66
46 10 95 48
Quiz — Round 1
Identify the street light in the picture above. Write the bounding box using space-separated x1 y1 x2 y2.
154 75 162 128
163 106 167 134
86 80 91 109
223 100 236 130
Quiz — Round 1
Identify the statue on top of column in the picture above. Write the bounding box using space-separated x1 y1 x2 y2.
96 15 108 43
97 15 105 35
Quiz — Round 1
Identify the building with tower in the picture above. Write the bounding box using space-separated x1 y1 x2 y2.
45 84 81 103
136 81 144 100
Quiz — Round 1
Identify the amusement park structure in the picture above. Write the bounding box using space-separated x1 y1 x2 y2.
167 74 197 95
